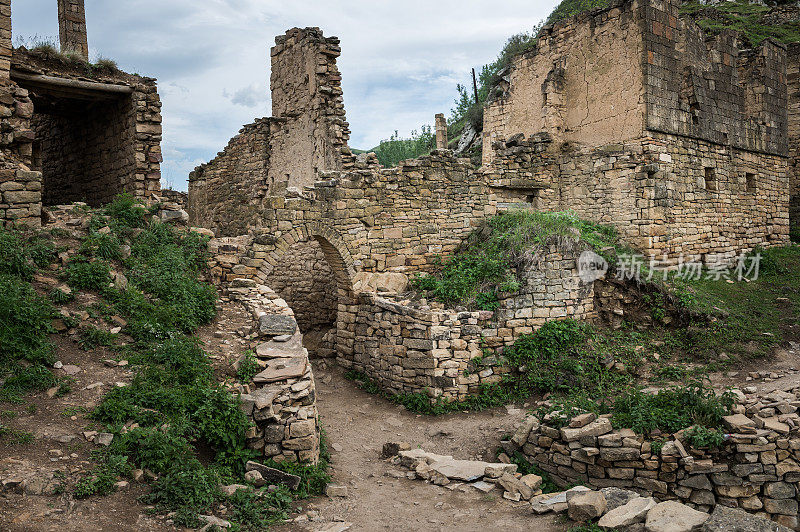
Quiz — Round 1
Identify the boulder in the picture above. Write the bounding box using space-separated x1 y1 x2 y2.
598 497 657 529
645 501 709 532
701 505 792 532
567 490 607 522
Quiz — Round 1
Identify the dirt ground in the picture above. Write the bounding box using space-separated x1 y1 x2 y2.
277 359 563 532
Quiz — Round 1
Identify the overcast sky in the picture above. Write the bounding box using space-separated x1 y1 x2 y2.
12 1 557 191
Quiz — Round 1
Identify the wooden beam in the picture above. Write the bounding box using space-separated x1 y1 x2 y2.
10 71 133 101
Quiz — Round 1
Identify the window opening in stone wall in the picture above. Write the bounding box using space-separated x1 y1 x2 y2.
704 167 716 191
746 172 756 193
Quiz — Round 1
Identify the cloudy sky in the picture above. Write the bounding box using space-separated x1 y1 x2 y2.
12 1 557 191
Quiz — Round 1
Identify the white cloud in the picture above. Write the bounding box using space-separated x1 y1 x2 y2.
11 0 559 191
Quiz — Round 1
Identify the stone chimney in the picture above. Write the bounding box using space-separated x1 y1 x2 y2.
57 0 89 60
435 113 448 150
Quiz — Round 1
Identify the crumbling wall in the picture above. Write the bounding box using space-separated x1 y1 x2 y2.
510 398 800 529
645 0 787 156
0 0 40 227
268 27 350 191
188 119 271 235
483 0 645 165
341 245 595 400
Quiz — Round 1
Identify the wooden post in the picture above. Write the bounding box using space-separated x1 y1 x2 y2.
472 68 479 103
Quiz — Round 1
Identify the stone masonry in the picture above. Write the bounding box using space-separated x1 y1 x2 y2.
508 384 800 529
0 0 163 227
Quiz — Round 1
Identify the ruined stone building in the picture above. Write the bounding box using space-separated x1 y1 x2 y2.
0 0 163 227
189 0 793 386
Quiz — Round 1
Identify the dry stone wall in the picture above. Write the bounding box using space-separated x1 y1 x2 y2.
485 132 789 265
341 245 595 400
222 279 320 464
508 385 800 530
0 1 163 227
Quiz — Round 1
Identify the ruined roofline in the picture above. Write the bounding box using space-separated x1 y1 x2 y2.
11 47 156 87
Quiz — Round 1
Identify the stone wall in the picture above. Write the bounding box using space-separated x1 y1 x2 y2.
224 279 320 464
57 0 89 59
262 239 337 337
483 0 788 164
482 0 645 165
788 43 800 235
508 386 800 530
340 245 595 400
485 132 789 264
0 1 162 226
645 0 787 156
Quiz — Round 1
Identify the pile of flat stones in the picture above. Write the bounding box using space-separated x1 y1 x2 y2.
384 444 544 502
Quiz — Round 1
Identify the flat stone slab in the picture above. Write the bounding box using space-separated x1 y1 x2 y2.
255 332 306 359
245 461 301 490
645 501 709 532
258 314 297 337
252 356 307 383
430 459 515 482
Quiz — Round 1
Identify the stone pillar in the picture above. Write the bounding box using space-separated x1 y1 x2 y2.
435 113 448 150
0 0 11 80
57 0 89 60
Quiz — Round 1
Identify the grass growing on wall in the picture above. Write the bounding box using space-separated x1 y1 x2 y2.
368 126 435 167
681 0 800 46
410 210 622 310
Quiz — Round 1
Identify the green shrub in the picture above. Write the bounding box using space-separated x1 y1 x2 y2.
411 210 620 308
503 320 601 394
143 465 220 527
66 258 111 291
370 126 435 167
685 425 727 449
79 326 118 350
611 381 734 435
545 0 612 25
103 193 148 229
80 231 122 260
237 351 260 383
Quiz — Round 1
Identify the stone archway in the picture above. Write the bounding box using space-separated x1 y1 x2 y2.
257 223 359 361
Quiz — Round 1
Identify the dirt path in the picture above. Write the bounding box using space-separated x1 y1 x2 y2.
279 360 563 532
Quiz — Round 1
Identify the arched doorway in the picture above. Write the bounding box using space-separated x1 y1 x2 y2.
258 228 358 361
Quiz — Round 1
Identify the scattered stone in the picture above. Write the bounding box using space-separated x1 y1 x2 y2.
702 505 792 531
198 515 231 530
382 441 411 458
644 501 709 532
567 490 607 522
61 365 81 376
114 481 129 491
245 461 301 490
471 481 494 493
244 470 265 487
219 484 248 496
598 497 657 529
600 487 641 512
324 484 347 497
94 432 113 446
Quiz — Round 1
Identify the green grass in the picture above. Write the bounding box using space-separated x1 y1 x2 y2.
0 195 329 528
674 245 800 359
681 0 800 46
411 210 622 309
